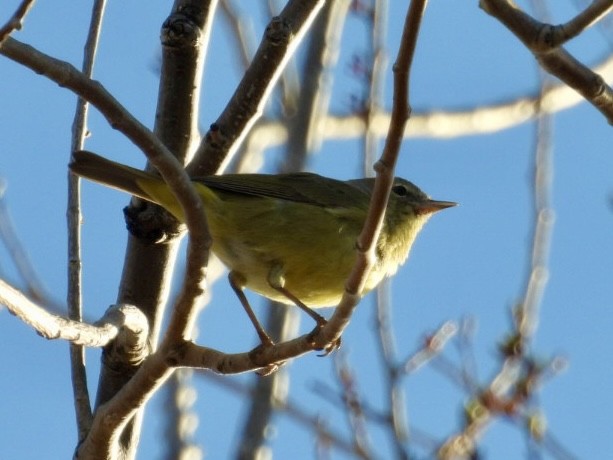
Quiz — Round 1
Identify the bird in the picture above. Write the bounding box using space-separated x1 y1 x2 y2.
70 150 455 348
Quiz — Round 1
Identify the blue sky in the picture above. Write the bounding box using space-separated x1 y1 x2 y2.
1 1 612 459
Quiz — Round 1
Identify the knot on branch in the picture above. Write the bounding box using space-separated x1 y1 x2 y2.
161 11 202 48
265 16 291 46
99 304 150 369
203 122 230 151
535 24 561 52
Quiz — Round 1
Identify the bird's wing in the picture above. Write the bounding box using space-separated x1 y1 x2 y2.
195 173 373 209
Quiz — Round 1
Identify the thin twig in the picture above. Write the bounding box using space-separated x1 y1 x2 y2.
68 0 107 440
437 5 570 455
361 0 412 455
362 0 388 174
333 354 373 458
542 0 613 47
517 97 554 335
0 0 36 45
400 321 458 375
374 283 410 459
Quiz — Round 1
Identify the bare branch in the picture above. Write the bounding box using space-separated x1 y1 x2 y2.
480 0 613 123
401 321 458 375
172 338 314 374
190 0 327 175
0 279 148 347
68 0 108 440
362 0 389 173
245 51 613 150
333 354 373 457
549 0 613 46
76 353 173 460
80 328 342 458
0 0 36 45
517 79 555 340
81 2 218 457
374 283 411 458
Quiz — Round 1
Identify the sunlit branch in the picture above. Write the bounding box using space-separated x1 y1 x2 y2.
243 52 613 150
0 279 148 348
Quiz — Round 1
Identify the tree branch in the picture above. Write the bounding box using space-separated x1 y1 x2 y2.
480 0 613 123
0 10 212 460
244 51 613 146
189 0 326 175
81 1 218 457
0 279 148 347
0 0 36 45
547 0 613 47
68 0 108 440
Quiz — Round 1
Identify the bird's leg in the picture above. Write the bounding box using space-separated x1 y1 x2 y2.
267 265 327 327
228 271 274 347
268 265 341 355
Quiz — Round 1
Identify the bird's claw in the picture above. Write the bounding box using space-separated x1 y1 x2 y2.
307 322 342 356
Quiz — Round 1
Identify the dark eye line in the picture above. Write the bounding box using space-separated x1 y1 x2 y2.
392 184 408 196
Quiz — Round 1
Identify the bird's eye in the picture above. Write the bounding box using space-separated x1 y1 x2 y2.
392 184 408 196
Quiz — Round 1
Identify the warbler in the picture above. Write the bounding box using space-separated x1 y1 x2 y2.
70 150 455 346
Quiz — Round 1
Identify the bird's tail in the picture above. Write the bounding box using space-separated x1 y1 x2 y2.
69 150 187 220
70 151 162 200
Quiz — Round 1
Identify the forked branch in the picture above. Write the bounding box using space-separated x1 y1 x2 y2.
480 0 613 123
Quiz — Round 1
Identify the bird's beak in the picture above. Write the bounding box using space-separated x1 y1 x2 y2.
415 199 457 215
